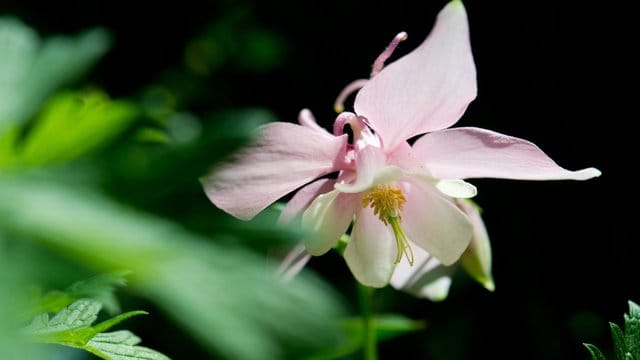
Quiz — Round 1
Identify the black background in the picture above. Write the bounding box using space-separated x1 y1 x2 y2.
1 0 633 359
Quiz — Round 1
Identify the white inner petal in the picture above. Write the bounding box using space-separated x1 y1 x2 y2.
435 179 477 198
334 165 403 193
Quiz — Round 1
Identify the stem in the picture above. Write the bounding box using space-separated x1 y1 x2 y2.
358 283 377 360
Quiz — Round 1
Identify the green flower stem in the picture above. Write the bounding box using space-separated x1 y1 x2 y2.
358 283 377 360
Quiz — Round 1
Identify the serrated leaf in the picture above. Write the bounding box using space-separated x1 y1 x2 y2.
585 343 607 360
0 18 110 133
85 330 170 360
610 322 627 360
22 299 167 359
25 299 101 335
625 301 640 359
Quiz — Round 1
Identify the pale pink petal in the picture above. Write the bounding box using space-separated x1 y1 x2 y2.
400 179 473 265
298 109 329 134
278 179 335 224
302 190 360 256
412 127 602 180
457 199 494 291
344 207 396 287
335 145 402 193
354 1 476 151
390 244 455 301
202 122 348 220
274 244 312 283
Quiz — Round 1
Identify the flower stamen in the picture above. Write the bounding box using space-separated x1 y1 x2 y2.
362 184 414 265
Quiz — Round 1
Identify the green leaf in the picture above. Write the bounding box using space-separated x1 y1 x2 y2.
313 314 425 359
0 174 345 360
7 91 138 167
25 299 101 335
65 272 129 315
92 311 148 334
625 301 640 359
22 299 166 360
584 343 607 360
610 323 627 360
585 300 640 360
0 18 110 133
30 272 128 316
85 330 170 360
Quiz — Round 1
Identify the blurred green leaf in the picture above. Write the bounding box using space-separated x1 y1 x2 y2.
0 91 139 168
0 18 110 133
0 234 45 360
0 174 345 360
30 272 128 317
23 299 167 360
313 314 425 359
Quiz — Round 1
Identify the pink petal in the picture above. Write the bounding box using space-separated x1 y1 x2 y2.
302 190 360 256
274 244 312 283
335 145 402 193
412 127 602 180
400 179 473 265
298 109 330 134
202 122 348 220
278 179 335 224
354 1 476 151
390 244 454 301
344 206 397 288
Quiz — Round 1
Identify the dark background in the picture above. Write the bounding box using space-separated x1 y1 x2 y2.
1 0 632 359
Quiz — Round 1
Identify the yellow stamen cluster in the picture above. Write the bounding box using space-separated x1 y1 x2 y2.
362 184 406 225
362 185 414 265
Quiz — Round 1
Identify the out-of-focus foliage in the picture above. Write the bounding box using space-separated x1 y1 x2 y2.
315 314 425 359
26 272 128 319
0 91 139 167
585 301 640 360
0 15 345 360
0 17 109 133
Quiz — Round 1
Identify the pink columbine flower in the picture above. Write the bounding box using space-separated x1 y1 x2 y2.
202 1 600 287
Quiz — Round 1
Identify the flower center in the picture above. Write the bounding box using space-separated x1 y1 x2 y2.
362 185 414 265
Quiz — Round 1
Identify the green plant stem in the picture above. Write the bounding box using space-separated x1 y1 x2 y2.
358 283 377 360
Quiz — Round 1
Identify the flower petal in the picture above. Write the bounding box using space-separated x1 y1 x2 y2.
354 1 476 151
298 109 330 134
202 122 348 220
390 244 455 301
400 179 473 265
302 189 360 256
279 179 335 224
457 199 494 291
435 179 477 198
413 127 602 180
335 145 403 193
274 244 312 283
344 207 396 287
